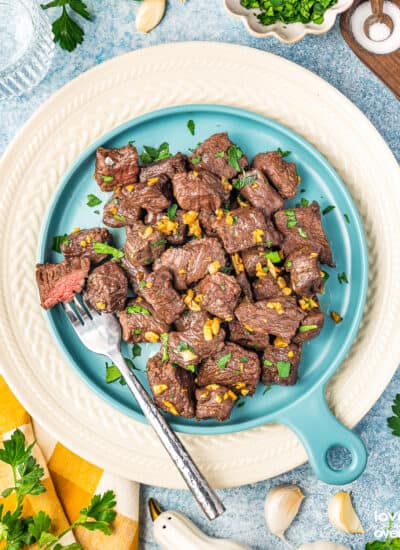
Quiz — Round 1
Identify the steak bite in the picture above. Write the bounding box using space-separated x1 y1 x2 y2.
195 385 237 422
293 309 324 344
60 227 112 264
145 209 187 245
195 272 241 320
137 267 185 324
198 209 218 237
129 176 171 213
241 246 268 277
252 272 284 301
235 296 306 342
103 189 142 228
228 319 269 350
36 258 90 310
189 132 248 179
120 258 149 293
124 222 167 267
274 202 334 266
214 208 269 254
252 151 298 199
286 247 323 296
196 342 261 396
172 170 226 212
147 352 195 418
84 261 128 313
95 144 139 191
262 343 302 386
157 237 226 290
237 169 284 218
139 152 187 183
119 298 170 343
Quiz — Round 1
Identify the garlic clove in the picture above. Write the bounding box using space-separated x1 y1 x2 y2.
265 484 305 539
298 542 350 550
136 0 166 33
328 492 364 534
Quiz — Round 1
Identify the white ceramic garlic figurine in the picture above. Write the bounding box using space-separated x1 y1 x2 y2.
149 499 250 550
298 542 350 550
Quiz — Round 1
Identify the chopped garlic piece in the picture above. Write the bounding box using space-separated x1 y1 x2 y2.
96 301 106 310
163 400 179 416
274 336 289 347
153 384 168 395
147 176 159 186
208 260 221 275
231 253 244 274
267 301 284 314
253 228 264 244
144 331 160 343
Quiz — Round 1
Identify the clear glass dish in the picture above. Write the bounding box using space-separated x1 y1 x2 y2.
0 0 54 99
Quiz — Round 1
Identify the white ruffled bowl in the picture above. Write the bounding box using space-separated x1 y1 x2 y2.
224 0 354 42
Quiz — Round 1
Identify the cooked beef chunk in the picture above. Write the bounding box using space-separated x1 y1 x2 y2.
95 144 139 191
174 310 209 333
286 247 323 296
252 273 283 301
236 271 253 302
228 320 269 350
195 272 241 320
85 261 128 313
124 222 167 267
196 342 260 395
293 309 324 344
238 169 284 217
274 202 334 266
145 209 187 245
241 246 268 277
129 176 171 213
119 298 170 343
120 258 149 293
189 133 248 178
214 208 269 254
103 187 142 228
61 227 112 264
195 385 237 422
137 268 185 324
147 352 195 418
172 170 226 212
235 296 305 341
139 152 187 183
199 209 218 237
36 258 90 310
252 151 298 199
265 218 283 247
157 237 226 290
261 343 301 385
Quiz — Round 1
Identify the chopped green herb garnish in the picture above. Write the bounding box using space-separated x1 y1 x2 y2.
338 272 349 284
277 147 290 157
217 352 232 369
286 260 293 268
126 304 152 315
176 341 196 354
300 197 309 207
187 119 195 135
265 239 272 248
52 234 69 253
239 357 249 363
231 215 239 224
284 209 298 228
94 209 100 214
220 266 233 274
186 364 196 373
388 393 400 437
277 361 291 378
322 205 335 215
113 213 126 222
265 250 281 263
344 213 350 224
321 270 329 281
299 324 318 332
220 284 226 291
132 343 142 358
214 151 225 158
152 239 167 247
138 280 147 288
300 188 306 193
236 401 245 408
298 227 308 239
167 203 178 220
87 193 102 207
232 173 257 189
101 175 114 182
263 385 271 395
128 140 135 145
191 156 201 164
133 328 141 335
161 333 169 361
263 359 273 366
140 142 171 164
227 144 244 172
93 242 124 259
105 362 122 384
240 0 337 25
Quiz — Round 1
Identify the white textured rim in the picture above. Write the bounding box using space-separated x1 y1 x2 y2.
0 43 399 489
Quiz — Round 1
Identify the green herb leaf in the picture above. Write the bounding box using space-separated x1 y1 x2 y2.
176 341 196 354
132 344 142 358
126 304 152 316
52 234 69 253
277 147 290 157
113 213 126 222
300 197 309 207
186 364 196 373
276 360 291 377
264 250 281 263
388 394 400 437
78 490 117 533
239 357 249 363
298 227 308 239
93 242 124 260
42 4 88 52
187 119 195 135
140 142 171 164
321 270 330 281
263 359 273 366
220 284 226 291
27 511 51 541
227 144 244 172
232 173 257 189
138 281 147 288
161 333 169 362
338 272 349 284
286 260 293 268
101 175 114 183
284 209 297 228
214 151 225 158
105 363 122 384
217 352 232 369
86 194 102 207
263 385 272 395
191 156 201 165
236 401 245 408
322 205 335 215
152 239 167 247
344 213 350 224
167 203 178 220
299 324 318 332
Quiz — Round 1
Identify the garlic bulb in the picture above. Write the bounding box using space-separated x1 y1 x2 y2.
298 542 350 550
136 0 166 33
265 484 305 539
328 492 364 534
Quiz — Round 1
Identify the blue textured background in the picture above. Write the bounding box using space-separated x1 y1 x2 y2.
1 1 399 548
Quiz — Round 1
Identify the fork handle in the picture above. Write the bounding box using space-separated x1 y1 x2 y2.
108 351 225 521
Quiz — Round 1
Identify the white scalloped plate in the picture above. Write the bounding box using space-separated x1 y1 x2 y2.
0 43 399 489
224 0 353 43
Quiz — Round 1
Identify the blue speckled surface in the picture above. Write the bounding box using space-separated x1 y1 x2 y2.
1 1 399 548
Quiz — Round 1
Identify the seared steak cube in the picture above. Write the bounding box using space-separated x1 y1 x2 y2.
174 310 209 333
120 258 149 293
241 246 268 277
130 176 171 213
139 152 187 183
61 227 112 264
119 298 170 343
293 309 324 344
237 169 284 217
36 258 90 310
137 268 185 324
145 209 187 245
124 222 167 267
262 343 301 385
172 170 226 212
195 272 241 320
189 133 248 179
286 247 323 296
235 271 254 302
195 385 237 422
235 297 305 342
157 237 226 290
214 208 269 254
196 342 260 396
252 272 283 301
147 352 195 418
252 151 298 199
95 144 139 191
228 320 269 350
103 189 142 228
85 261 128 313
274 202 334 266
198 208 218 237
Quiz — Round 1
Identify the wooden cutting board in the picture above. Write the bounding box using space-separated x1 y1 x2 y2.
340 0 400 99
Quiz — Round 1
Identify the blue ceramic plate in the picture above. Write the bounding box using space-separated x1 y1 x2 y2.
38 105 368 437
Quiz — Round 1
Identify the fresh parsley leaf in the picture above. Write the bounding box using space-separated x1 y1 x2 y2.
299 324 318 332
191 156 201 164
105 363 122 384
132 343 142 358
140 142 171 164
366 539 400 549
236 401 245 408
176 341 195 354
167 203 178 220
126 304 152 316
338 272 349 284
27 511 51 541
138 280 147 288
321 270 330 281
52 234 69 253
284 209 297 228
239 357 249 363
113 213 126 222
276 360 291 378
101 175 114 183
263 385 272 395
277 147 290 157
94 210 100 215
286 260 293 268
298 227 308 239
264 250 281 263
232 174 257 189
186 364 196 373
187 119 195 135
152 239 167 247
161 333 169 362
41 1 91 52
388 394 400 437
86 194 102 207
93 242 124 260
322 204 335 215
77 490 117 535
214 151 225 158
263 358 273 367
227 144 243 172
300 197 309 207
217 352 232 369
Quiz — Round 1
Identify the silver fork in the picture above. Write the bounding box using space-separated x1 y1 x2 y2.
62 296 225 521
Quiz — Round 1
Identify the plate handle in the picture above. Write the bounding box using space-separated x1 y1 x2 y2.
279 386 367 484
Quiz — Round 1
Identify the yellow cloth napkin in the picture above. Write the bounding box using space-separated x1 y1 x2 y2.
0 375 139 549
